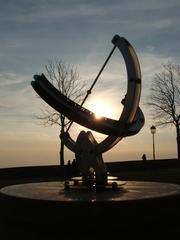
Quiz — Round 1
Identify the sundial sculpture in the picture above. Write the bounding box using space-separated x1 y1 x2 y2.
31 35 145 189
1 35 180 227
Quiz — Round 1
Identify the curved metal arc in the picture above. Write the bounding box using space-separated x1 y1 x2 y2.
32 74 127 136
96 35 143 153
31 35 144 154
61 132 76 153
62 105 145 154
112 35 141 124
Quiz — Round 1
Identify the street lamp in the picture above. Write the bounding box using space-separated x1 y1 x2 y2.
150 125 156 160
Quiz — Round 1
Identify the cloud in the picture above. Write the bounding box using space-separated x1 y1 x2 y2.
0 1 107 25
0 104 13 110
0 71 25 87
0 0 179 77
0 72 39 119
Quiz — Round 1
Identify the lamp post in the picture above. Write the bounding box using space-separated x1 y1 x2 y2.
150 125 156 160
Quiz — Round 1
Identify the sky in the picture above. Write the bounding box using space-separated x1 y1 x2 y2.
0 0 180 168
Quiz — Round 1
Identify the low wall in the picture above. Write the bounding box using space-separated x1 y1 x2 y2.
0 159 179 181
106 158 179 172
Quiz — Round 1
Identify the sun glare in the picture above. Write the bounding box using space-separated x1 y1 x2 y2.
87 100 115 119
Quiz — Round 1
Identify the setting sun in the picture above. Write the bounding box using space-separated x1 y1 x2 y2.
92 102 113 119
86 98 117 119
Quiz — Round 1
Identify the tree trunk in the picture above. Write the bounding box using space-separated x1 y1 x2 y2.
60 135 65 166
176 123 180 160
59 115 65 166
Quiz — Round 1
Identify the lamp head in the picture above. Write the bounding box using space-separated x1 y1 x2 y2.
150 125 156 134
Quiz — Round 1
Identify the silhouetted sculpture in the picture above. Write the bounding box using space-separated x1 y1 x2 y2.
31 34 145 189
63 131 107 186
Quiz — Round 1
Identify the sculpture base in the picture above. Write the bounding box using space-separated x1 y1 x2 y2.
68 176 125 190
1 181 180 227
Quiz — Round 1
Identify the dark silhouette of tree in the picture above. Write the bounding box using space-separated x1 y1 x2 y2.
35 60 86 165
147 62 180 160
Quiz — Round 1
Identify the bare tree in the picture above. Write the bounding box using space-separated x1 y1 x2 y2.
36 60 86 165
147 62 180 160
